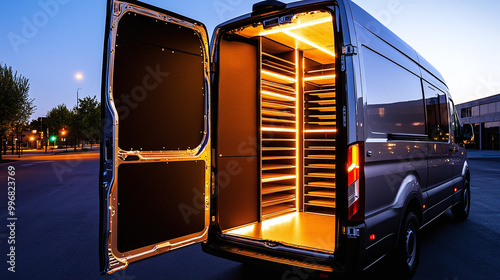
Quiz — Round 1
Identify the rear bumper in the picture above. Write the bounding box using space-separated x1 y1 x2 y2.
201 232 362 278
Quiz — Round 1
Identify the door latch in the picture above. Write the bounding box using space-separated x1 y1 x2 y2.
341 45 357 72
345 226 360 238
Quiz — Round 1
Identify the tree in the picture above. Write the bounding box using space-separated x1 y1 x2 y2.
77 96 101 148
0 64 35 159
43 96 101 151
46 104 72 146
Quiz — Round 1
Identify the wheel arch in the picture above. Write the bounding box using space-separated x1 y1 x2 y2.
394 174 424 248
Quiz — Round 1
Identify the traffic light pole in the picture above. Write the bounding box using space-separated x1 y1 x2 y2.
45 128 48 153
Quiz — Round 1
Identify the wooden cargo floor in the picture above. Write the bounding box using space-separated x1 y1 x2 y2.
224 212 336 252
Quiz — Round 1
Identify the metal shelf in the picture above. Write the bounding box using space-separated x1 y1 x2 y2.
305 198 336 208
260 47 298 220
262 184 297 195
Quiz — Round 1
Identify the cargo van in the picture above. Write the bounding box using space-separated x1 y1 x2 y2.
99 0 472 277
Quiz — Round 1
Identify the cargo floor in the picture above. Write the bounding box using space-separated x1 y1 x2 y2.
224 212 336 252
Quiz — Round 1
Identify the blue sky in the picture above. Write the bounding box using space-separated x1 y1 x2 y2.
1 0 500 120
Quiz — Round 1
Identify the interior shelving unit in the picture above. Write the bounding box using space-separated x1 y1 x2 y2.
302 59 337 216
260 38 298 220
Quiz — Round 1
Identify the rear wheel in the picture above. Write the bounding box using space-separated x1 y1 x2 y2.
452 176 470 221
395 212 420 278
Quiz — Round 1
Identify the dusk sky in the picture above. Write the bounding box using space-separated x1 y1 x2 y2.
2 0 500 120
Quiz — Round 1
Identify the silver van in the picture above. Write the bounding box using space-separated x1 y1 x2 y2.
99 0 472 278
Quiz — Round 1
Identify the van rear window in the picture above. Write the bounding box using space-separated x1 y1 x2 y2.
362 47 426 136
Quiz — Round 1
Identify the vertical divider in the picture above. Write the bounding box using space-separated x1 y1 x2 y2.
297 50 304 212
258 36 263 223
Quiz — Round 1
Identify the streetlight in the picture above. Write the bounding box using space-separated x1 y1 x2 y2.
76 88 82 150
76 88 82 113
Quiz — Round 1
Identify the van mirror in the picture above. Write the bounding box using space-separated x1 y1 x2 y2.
460 124 474 145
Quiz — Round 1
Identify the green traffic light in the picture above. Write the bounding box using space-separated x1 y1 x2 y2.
50 136 57 141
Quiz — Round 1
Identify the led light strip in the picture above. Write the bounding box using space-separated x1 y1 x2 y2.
283 30 335 57
262 175 297 183
295 49 300 211
262 70 296 83
262 90 296 101
304 75 336 81
304 129 337 133
262 127 297 133
260 17 332 36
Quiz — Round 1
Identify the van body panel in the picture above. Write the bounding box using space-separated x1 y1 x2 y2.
416 52 448 91
363 207 399 264
348 2 419 65
354 23 421 78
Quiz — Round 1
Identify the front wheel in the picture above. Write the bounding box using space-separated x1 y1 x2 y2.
395 212 420 279
452 176 471 221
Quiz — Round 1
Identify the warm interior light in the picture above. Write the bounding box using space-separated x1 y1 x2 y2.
262 70 296 83
262 127 297 133
283 30 335 57
261 212 296 229
304 75 336 81
227 213 298 236
305 129 337 133
260 17 331 36
295 49 300 211
262 90 296 101
262 175 297 183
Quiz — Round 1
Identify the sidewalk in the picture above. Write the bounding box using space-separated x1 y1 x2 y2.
466 149 500 159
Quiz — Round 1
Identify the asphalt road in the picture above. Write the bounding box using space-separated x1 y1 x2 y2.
0 151 499 280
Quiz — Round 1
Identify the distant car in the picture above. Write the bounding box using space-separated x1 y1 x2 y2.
99 0 472 278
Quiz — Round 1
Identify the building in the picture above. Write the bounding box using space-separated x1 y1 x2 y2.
457 94 500 150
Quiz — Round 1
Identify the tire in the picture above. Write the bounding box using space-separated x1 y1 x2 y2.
452 176 471 221
395 212 420 279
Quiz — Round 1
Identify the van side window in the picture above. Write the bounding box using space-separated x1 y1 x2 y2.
362 47 426 136
423 83 449 142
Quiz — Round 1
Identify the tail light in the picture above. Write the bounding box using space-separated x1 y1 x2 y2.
347 143 363 221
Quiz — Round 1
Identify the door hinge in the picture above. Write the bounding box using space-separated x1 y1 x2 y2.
343 106 347 127
342 44 358 56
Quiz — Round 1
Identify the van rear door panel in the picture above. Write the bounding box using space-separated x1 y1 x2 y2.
99 0 211 274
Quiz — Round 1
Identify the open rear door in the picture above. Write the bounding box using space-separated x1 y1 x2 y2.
99 0 211 274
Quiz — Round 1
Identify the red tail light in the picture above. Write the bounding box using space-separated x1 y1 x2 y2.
347 143 362 221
